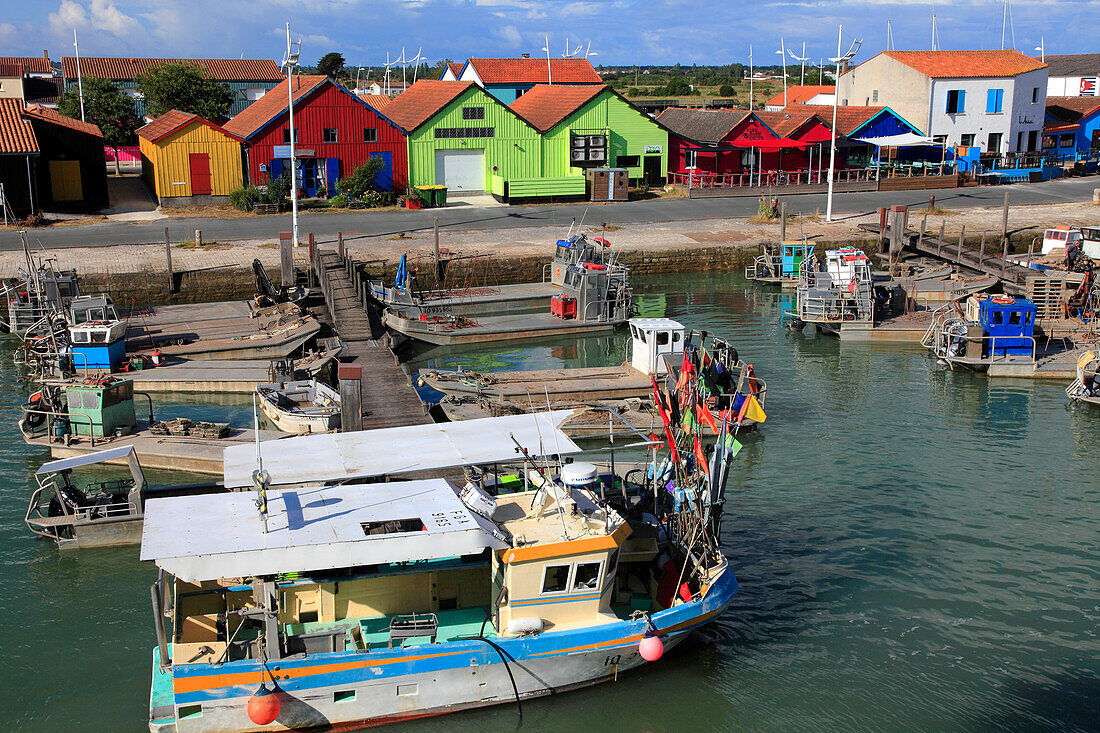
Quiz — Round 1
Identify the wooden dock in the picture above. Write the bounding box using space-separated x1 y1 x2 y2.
314 247 431 430
124 359 272 393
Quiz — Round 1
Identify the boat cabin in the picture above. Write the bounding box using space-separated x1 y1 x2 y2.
967 295 1037 357
550 234 613 286
746 241 814 285
69 294 121 325
64 377 136 437
68 320 127 370
629 318 685 376
554 260 632 323
1080 226 1100 258
791 248 874 330
1041 226 1083 255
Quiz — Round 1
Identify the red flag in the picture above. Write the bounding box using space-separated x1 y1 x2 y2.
694 434 710 477
676 349 696 392
745 363 760 394
651 376 680 464
696 402 718 432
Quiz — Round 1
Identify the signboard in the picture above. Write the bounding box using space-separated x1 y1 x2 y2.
644 145 663 154
272 146 315 158
1081 77 1097 96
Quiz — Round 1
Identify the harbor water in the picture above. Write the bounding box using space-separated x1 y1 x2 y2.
1 270 1097 732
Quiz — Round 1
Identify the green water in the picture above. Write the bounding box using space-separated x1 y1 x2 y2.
2 271 1098 732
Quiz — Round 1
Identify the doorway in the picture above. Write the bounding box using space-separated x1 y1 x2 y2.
643 155 663 186
187 153 211 196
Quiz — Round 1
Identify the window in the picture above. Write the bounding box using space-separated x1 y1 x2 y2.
434 127 495 139
363 127 378 143
462 106 486 120
872 89 879 103
987 132 1002 152
245 88 265 101
1032 87 1040 103
986 88 1004 113
616 155 640 168
572 562 602 591
322 128 338 143
542 565 570 594
282 128 298 143
1009 311 1022 326
1043 135 1056 150
515 88 526 98
960 134 975 147
1017 131 1026 151
685 149 697 168
1060 133 1075 149
932 135 948 146
946 89 965 114
992 311 1004 325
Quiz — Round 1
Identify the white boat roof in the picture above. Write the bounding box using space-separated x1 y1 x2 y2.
140 479 506 582
629 317 684 331
223 411 581 489
35 445 136 475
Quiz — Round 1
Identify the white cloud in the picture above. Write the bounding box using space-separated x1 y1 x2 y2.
49 0 140 38
497 24 522 47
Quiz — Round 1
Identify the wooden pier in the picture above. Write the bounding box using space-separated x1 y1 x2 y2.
313 245 431 430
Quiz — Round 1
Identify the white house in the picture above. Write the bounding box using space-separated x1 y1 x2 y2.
1043 53 1100 97
836 50 1048 154
763 85 835 111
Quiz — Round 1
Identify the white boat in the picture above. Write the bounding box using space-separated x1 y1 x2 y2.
1067 350 1100 406
256 379 341 434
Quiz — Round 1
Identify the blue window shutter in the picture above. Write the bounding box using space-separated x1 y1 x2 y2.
326 158 340 196
986 89 996 113
998 89 1004 111
270 158 283 181
958 89 965 113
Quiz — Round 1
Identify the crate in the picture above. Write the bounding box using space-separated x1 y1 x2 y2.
551 295 577 320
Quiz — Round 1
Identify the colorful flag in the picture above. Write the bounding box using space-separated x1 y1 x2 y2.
651 377 680 464
694 435 710 477
722 433 744 458
696 403 718 432
742 393 767 423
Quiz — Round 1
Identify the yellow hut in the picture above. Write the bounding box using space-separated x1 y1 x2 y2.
137 109 244 207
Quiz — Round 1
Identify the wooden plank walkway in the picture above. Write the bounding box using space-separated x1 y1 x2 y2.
315 248 431 430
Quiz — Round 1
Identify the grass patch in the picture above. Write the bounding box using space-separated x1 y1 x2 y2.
173 241 234 250
164 205 257 218
925 205 959 216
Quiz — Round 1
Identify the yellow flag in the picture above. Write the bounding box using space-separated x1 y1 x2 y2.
743 394 767 424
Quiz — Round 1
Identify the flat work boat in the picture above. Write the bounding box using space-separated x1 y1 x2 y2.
924 294 1039 373
1067 351 1100 406
256 379 341 434
745 241 814 288
786 248 876 339
143 415 737 732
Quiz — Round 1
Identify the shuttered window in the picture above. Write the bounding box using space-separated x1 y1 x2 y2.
462 107 486 120
434 127 495 139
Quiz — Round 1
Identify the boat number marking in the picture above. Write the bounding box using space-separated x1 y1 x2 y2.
432 511 472 528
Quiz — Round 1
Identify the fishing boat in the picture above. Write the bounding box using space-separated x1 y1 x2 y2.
924 294 1038 373
256 379 342 434
786 248 875 338
143 411 738 732
1067 350 1100 406
745 241 814 288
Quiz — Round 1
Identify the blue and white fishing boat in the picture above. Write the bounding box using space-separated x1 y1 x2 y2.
142 413 737 732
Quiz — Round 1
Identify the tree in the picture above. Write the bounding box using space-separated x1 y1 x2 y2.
664 78 692 96
137 62 234 120
317 52 346 79
718 84 735 97
337 158 385 199
57 77 141 175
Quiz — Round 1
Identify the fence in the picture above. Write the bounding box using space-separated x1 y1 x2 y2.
105 145 141 171
668 168 877 190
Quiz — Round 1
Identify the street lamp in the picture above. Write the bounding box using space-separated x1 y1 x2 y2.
776 38 787 107
283 23 301 246
826 26 862 222
1035 38 1045 63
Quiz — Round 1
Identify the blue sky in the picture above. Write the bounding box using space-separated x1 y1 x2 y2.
0 0 1096 69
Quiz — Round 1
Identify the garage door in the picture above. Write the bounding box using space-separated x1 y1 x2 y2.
434 149 484 191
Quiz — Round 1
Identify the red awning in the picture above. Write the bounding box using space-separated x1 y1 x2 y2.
729 137 810 150
795 127 833 144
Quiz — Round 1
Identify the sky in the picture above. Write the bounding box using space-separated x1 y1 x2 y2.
0 0 1097 70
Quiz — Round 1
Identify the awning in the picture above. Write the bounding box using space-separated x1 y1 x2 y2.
35 445 136 475
856 133 940 147
141 479 508 582
223 411 581 489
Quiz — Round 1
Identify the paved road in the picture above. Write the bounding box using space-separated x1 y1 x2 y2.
4 176 1098 251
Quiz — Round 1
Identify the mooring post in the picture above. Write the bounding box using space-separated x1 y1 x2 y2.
434 216 442 284
338 360 363 433
920 213 928 249
308 233 316 287
164 226 173 293
957 225 965 263
938 221 946 256
1002 235 1009 276
979 232 986 268
338 231 344 260
1001 190 1010 244
195 229 202 248
279 231 293 288
928 194 935 212
779 201 787 242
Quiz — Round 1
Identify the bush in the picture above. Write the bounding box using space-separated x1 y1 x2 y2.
362 191 384 208
337 158 385 199
228 186 262 211
718 84 735 97
329 194 349 208
758 195 780 219
263 172 292 205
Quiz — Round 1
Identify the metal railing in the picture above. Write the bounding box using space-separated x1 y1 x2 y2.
669 167 877 190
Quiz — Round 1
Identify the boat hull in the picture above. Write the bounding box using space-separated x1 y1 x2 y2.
152 565 737 733
258 395 340 434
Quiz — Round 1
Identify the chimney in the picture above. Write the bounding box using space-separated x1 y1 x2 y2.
521 53 530 59
44 50 49 61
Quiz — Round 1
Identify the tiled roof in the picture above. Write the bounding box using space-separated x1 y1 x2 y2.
383 80 474 131
782 104 889 136
877 50 1046 79
0 99 38 153
655 107 752 145
1042 53 1100 78
509 84 606 131
23 104 102 137
755 109 826 138
0 56 52 75
360 94 393 111
763 85 833 108
445 62 464 79
1046 96 1100 121
61 57 283 82
221 75 328 139
466 58 601 85
137 108 240 143
0 63 24 77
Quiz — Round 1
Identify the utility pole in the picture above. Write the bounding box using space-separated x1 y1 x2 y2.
73 29 85 122
284 23 301 246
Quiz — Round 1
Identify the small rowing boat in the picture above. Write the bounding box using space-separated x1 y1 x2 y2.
256 379 341 434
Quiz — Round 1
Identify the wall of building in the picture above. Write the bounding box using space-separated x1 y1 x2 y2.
1048 75 1099 97
1006 67 1048 152
838 56 932 134
0 75 25 101
30 118 108 210
63 77 279 117
140 121 243 199
0 154 38 218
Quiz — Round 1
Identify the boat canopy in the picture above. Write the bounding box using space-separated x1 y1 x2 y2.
140 479 507 582
35 444 138 475
222 411 581 489
857 132 940 147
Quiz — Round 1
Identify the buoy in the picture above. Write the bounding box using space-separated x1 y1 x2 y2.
639 626 664 662
151 348 162 366
246 683 280 726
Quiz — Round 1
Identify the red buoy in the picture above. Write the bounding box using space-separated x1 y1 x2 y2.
247 684 280 726
639 626 664 662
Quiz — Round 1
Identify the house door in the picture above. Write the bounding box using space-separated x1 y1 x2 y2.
188 153 212 195
434 149 484 191
299 159 319 197
1027 130 1038 152
49 160 82 201
643 155 663 185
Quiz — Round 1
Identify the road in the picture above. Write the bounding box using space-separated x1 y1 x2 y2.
3 176 1097 251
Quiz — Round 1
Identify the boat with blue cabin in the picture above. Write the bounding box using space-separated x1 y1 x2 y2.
745 241 814 288
924 294 1038 373
142 413 737 732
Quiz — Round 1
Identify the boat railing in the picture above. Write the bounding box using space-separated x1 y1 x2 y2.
921 302 956 348
936 331 1038 366
1065 359 1098 400
745 253 779 281
794 293 873 324
19 406 99 444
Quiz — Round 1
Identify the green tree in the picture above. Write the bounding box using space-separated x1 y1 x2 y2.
337 158 385 199
57 77 141 175
718 84 735 97
664 78 692 96
317 52 346 79
137 62 234 120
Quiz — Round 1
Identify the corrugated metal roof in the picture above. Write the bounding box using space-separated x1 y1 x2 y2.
0 56 52 75
382 80 474 131
61 57 283 81
0 98 39 154
1041 53 1100 78
878 50 1046 79
221 75 327 139
23 104 102 137
466 57 601 85
656 107 753 145
509 84 606 131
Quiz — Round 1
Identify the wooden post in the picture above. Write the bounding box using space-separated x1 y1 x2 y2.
920 213 928 249
957 225 965 263
338 361 363 433
164 227 174 293
308 233 316 287
195 229 202 247
889 210 902 265
279 231 293 287
979 232 986 267
1001 191 1010 245
779 201 787 242
938 221 946 256
434 216 442 285
338 231 344 259
928 194 935 212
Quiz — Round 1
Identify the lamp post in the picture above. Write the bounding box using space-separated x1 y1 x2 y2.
776 38 787 107
73 29 85 122
826 26 862 222
1035 38 1044 63
283 23 301 246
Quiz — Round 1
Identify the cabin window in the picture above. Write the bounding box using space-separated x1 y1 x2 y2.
656 331 670 346
542 564 570 594
992 311 1004 325
361 518 426 535
363 128 378 143
1009 311 1022 326
1025 312 1033 325
672 331 682 343
462 106 486 120
178 705 203 719
334 690 356 703
572 562 602 591
323 128 338 143
606 550 619 580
